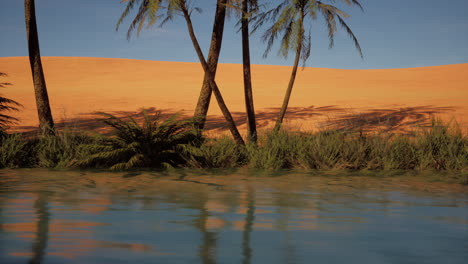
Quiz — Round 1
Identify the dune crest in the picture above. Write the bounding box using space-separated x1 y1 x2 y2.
0 57 467 134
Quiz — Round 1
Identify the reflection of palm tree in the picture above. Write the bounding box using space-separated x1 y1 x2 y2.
0 197 5 256
158 187 219 263
29 193 50 264
273 191 300 264
194 200 217 264
242 186 255 264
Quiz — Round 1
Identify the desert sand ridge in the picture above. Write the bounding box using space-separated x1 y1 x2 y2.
0 56 467 134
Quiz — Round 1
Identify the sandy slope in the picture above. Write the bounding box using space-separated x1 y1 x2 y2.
0 57 467 134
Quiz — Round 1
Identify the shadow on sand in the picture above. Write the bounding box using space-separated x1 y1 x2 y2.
13 105 456 136
325 106 457 135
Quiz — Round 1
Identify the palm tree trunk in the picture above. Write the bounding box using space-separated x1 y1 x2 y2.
242 0 257 143
25 0 55 136
274 15 304 132
274 47 301 132
193 0 227 130
181 4 245 145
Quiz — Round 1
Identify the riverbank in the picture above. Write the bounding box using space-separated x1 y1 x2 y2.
1 118 466 184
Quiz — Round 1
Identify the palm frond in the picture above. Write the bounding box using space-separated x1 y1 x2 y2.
116 0 139 31
336 14 363 58
255 0 363 62
0 73 23 129
318 3 338 48
117 0 204 39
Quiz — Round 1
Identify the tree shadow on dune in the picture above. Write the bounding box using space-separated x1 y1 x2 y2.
14 107 184 136
205 105 346 130
325 106 457 135
12 105 457 136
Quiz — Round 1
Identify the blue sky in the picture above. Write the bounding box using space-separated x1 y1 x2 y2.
1 0 467 69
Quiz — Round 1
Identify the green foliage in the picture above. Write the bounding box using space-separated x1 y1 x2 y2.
225 0 261 20
247 130 300 169
116 0 201 39
181 136 247 168
76 111 199 170
0 130 98 169
416 120 467 171
253 0 363 64
34 129 100 168
0 114 465 181
0 72 22 130
243 120 467 172
0 133 29 168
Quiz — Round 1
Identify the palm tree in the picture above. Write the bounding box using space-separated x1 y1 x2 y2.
0 73 22 130
231 0 259 143
254 0 363 131
193 0 227 131
24 0 55 135
241 0 259 143
219 0 259 143
117 0 245 145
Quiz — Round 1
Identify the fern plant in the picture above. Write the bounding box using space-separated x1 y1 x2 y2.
76 111 200 170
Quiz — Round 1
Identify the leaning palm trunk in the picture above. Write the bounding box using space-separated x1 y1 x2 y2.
274 44 302 131
25 0 55 136
242 0 257 143
259 1 363 132
181 5 245 145
274 18 304 132
193 0 227 130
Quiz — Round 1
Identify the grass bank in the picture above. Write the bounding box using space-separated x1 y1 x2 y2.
1 114 466 183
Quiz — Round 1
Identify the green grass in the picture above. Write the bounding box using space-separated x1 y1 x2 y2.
0 129 101 169
1 116 466 183
0 133 29 168
35 129 101 168
181 136 247 168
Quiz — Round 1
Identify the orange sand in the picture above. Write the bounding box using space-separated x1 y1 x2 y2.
1 57 467 135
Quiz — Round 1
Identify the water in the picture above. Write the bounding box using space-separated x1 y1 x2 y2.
0 169 467 264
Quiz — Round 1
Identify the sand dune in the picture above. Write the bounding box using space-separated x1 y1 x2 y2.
0 57 467 135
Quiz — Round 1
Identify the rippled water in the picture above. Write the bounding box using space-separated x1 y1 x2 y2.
0 169 467 264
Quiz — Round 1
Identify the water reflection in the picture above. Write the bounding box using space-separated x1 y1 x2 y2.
241 185 255 264
0 170 467 264
30 193 49 264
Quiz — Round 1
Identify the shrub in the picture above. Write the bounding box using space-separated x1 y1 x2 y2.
76 111 199 170
181 136 247 168
0 133 29 168
34 129 100 168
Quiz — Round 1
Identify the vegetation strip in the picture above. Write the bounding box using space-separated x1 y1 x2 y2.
1 112 466 183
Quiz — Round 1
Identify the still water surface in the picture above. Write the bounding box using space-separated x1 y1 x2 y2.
0 169 467 264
